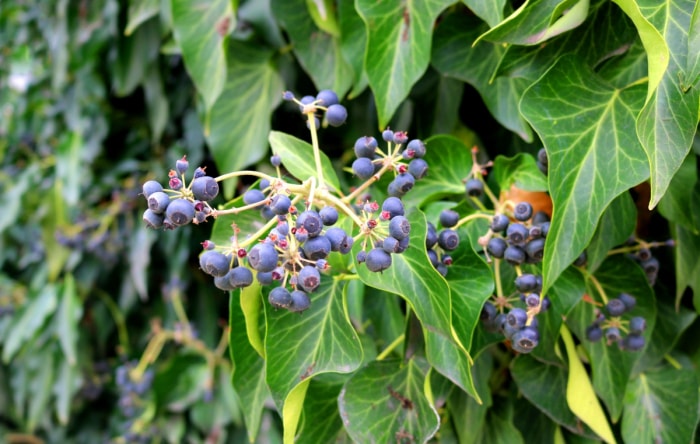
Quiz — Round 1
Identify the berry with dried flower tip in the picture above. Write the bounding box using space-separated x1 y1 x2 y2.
382 128 394 141
147 191 170 214
490 214 509 232
142 180 163 198
354 136 378 158
288 290 311 313
439 209 459 228
513 202 533 221
366 248 392 272
319 206 339 226
143 209 164 229
438 229 460 251
175 156 189 175
408 158 428 179
406 139 426 158
200 251 231 277
269 287 293 309
298 265 321 293
166 199 196 226
466 179 484 197
248 243 279 272
191 176 219 201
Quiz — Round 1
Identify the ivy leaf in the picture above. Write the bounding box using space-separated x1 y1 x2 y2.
171 0 234 112
634 0 700 208
673 223 700 311
338 358 439 443
268 131 341 192
658 153 700 232
297 378 347 443
492 153 548 193
409 135 474 205
264 278 363 419
476 0 590 46
356 0 454 129
432 13 533 141
306 0 340 36
560 325 616 444
207 41 283 198
3 285 58 363
229 288 269 443
125 0 160 35
113 18 160 96
354 210 472 394
586 192 636 272
462 0 506 27
54 275 82 366
272 0 352 97
622 367 700 444
520 54 649 295
511 355 598 438
338 0 369 96
567 256 656 421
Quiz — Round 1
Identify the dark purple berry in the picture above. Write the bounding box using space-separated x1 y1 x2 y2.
629 316 646 334
619 293 636 311
504 245 526 265
147 191 170 214
622 334 645 351
506 223 528 245
354 136 378 158
352 157 375 180
439 209 459 228
143 209 164 229
408 158 428 179
513 202 533 221
366 248 392 272
506 308 528 329
165 199 195 226
229 266 254 288
270 194 291 215
319 206 339 226
490 214 509 232
243 189 266 205
325 104 347 126
525 238 545 262
302 235 332 260
382 197 405 218
325 227 349 252
514 274 538 292
406 139 426 158
425 222 438 249
586 324 604 342
605 327 621 343
297 211 323 238
316 89 339 106
248 243 279 272
511 326 540 353
270 154 281 167
382 128 394 142
606 299 626 317
438 229 459 251
199 251 231 277
466 179 483 197
487 237 507 258
191 176 219 201
142 180 163 198
288 290 311 312
175 156 189 175
269 287 293 309
389 216 411 240
388 173 415 197
298 265 321 292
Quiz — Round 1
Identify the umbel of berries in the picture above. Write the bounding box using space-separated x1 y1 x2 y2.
142 156 219 230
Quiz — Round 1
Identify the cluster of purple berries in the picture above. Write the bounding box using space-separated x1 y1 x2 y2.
355 197 411 272
585 293 646 351
478 201 552 353
114 362 155 442
351 130 428 198
141 156 219 230
480 273 551 354
283 89 348 128
485 202 548 266
424 209 461 276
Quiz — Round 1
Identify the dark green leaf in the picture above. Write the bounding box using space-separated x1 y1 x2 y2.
52 355 81 425
54 275 82 366
448 351 493 444
633 0 700 208
673 223 700 311
338 1 369 96
356 0 455 128
477 0 590 46
338 358 439 443
272 0 351 96
520 55 649 295
297 379 346 443
622 367 700 444
265 278 363 412
125 0 160 35
432 13 533 141
462 0 506 27
586 192 637 272
230 285 268 442
567 256 656 421
658 153 700 232
113 18 160 97
268 131 341 192
3 285 58 363
208 41 283 198
171 0 233 111
492 153 548 193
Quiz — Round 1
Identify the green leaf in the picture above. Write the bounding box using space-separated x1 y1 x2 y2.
511 355 598 438
354 210 471 394
125 0 160 35
432 13 533 141
462 0 506 27
560 325 616 444
56 131 82 206
171 0 234 112
207 41 283 197
520 55 649 295
55 275 82 366
113 17 160 96
143 61 169 143
635 0 700 208
230 288 268 443
265 278 363 414
27 349 55 432
306 0 340 36
492 153 548 193
297 379 346 443
409 135 474 205
0 163 39 233
268 131 341 191
673 223 700 311
272 0 352 96
622 367 700 444
447 352 493 444
53 355 82 425
586 192 637 272
338 358 439 443
481 399 525 443
658 153 700 232
567 256 656 421
338 1 369 96
3 285 58 363
356 0 454 129
476 0 590 46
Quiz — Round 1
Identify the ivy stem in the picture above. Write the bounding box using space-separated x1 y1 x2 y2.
664 354 682 369
214 170 274 183
214 199 269 216
494 259 504 298
376 334 405 360
581 268 609 304
607 241 670 256
306 113 326 191
455 212 493 229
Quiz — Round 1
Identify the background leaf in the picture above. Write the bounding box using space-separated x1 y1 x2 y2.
268 131 341 191
171 0 233 112
492 153 548 192
635 0 700 208
520 54 649 294
338 358 439 443
356 0 454 129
